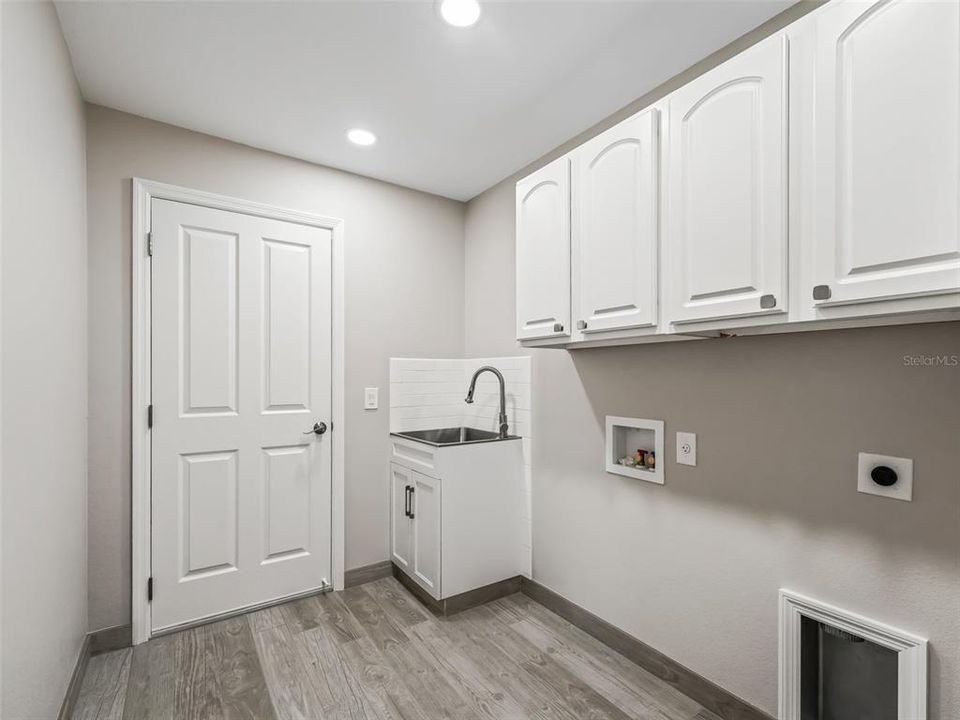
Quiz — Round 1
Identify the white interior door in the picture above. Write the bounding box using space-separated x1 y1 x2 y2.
665 34 788 325
151 198 332 632
811 0 960 307
572 109 659 334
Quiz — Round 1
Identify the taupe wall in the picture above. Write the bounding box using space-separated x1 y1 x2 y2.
1 3 89 717
462 3 960 718
540 325 958 717
464 181 518 358
86 105 465 631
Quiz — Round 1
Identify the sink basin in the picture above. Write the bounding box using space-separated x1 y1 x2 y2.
391 426 519 446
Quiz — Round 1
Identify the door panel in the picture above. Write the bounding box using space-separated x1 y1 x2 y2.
666 35 788 324
262 445 312 563
181 227 239 415
573 109 659 334
180 451 238 579
152 199 332 632
390 463 413 571
262 239 311 412
516 157 571 340
812 0 960 306
411 472 441 598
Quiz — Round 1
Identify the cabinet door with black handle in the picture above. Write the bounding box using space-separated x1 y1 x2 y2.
389 463 413 571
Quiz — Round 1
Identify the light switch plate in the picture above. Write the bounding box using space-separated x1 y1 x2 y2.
857 452 913 502
676 432 697 466
364 387 378 410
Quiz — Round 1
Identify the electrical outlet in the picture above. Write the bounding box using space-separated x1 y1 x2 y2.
364 387 378 410
676 431 697 466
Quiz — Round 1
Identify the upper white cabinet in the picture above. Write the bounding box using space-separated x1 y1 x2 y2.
572 109 660 335
516 157 571 341
664 35 789 326
514 0 960 349
809 0 960 310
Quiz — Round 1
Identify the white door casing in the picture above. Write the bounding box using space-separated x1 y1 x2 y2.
779 589 927 720
810 0 960 309
150 198 333 633
516 156 571 341
665 34 789 325
572 108 660 335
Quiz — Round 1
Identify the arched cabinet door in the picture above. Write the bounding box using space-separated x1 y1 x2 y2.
572 109 659 335
664 34 789 326
810 0 960 309
515 157 571 341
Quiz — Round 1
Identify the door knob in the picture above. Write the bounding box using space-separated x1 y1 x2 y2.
303 421 328 435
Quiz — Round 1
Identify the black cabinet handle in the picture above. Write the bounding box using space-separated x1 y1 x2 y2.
408 486 415 519
404 485 411 517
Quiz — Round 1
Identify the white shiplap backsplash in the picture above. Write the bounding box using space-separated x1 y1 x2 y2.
389 356 532 577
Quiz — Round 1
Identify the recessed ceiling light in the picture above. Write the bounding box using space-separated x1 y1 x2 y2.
347 128 377 146
440 0 481 28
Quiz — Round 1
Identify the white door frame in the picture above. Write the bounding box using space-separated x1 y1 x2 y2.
131 178 345 644
779 589 927 719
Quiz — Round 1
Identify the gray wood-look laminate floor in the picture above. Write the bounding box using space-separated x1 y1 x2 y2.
72 577 721 720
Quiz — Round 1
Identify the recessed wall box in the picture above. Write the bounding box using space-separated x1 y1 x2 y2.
605 416 664 484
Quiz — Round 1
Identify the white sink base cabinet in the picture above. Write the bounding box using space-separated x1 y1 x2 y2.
389 434 524 601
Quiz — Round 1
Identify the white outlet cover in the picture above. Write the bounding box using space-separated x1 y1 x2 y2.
364 387 378 410
857 452 913 502
676 431 697 466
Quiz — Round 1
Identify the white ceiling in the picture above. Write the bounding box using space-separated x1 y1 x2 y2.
56 1 791 201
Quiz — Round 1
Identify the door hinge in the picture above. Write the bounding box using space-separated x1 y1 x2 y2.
147 232 154 257
147 404 153 428
147 577 153 602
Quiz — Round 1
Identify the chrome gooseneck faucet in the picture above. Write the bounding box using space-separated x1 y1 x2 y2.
464 365 509 439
